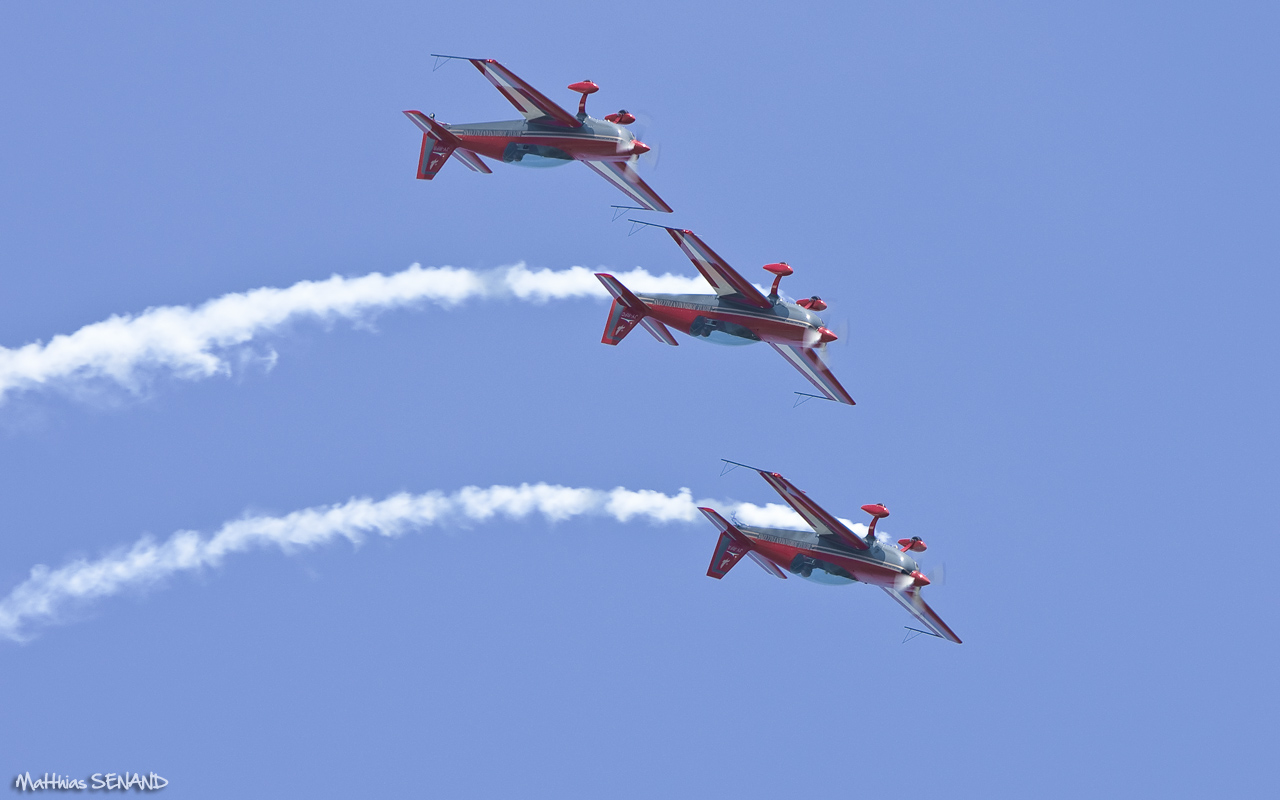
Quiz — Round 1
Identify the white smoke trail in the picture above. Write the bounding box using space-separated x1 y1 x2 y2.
0 483 867 642
0 263 708 404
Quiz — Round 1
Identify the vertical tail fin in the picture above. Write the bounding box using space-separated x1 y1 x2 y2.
595 273 678 346
701 508 752 579
706 530 750 579
415 134 456 180
600 298 645 345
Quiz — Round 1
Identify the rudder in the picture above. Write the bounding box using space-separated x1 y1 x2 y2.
706 530 751 579
601 298 645 345
416 134 456 180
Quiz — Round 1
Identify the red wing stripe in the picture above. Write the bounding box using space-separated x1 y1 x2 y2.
768 344 855 405
470 59 580 128
756 471 868 550
609 159 672 213
882 588 962 643
665 230 771 309
579 159 672 212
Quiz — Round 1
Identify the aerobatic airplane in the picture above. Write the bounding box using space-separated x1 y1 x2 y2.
596 223 855 404
702 465 961 643
403 55 671 212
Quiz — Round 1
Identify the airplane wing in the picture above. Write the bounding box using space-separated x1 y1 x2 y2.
579 159 673 213
755 470 869 550
882 586 963 643
768 343 856 405
661 228 771 309
467 59 581 128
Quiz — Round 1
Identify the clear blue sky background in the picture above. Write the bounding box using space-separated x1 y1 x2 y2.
2 1 1277 797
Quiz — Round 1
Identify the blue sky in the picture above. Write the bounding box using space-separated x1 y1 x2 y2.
2 1 1277 796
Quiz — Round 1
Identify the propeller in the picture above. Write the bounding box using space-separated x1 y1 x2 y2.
800 321 839 354
812 314 849 363
624 108 663 171
926 562 948 587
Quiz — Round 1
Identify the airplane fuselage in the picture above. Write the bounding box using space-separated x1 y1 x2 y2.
445 117 643 166
635 292 831 347
737 523 922 587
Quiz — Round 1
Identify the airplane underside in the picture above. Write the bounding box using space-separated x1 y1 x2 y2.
406 56 672 210
640 297 817 348
770 544 905 587
450 131 635 164
701 471 957 641
740 529 907 588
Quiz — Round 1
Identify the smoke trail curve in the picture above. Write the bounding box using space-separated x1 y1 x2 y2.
0 263 709 404
0 483 871 642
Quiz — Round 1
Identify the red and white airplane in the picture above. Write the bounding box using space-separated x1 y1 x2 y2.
403 55 671 212
596 223 855 404
702 465 962 643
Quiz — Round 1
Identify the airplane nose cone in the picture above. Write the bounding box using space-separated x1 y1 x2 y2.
817 326 838 344
631 140 651 155
911 570 931 587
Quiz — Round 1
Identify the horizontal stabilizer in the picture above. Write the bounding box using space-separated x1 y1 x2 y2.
747 550 788 579
404 110 458 140
638 317 678 346
452 148 492 174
